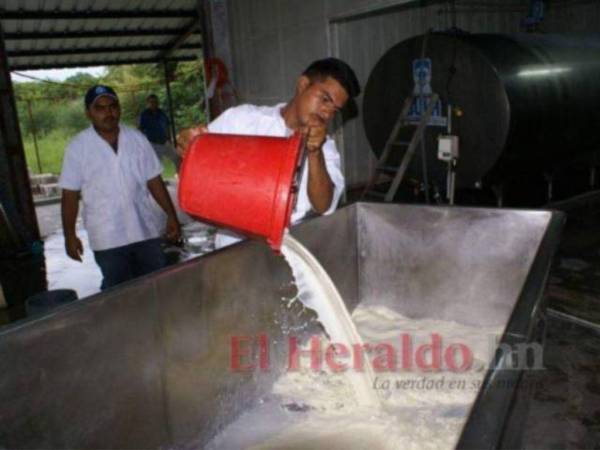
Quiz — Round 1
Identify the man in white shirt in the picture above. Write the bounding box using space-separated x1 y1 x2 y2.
177 58 360 248
59 85 181 290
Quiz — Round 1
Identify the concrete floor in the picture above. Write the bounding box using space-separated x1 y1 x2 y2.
33 197 214 301
33 202 102 299
520 314 600 449
517 207 600 449
0 183 213 324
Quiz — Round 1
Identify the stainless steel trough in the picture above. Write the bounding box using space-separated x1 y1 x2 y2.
0 203 563 449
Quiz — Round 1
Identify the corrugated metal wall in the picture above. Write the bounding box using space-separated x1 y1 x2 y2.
224 0 600 189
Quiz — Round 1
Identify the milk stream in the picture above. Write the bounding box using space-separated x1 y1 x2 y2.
280 233 381 408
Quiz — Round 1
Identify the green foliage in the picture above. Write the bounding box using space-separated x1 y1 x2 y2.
14 60 205 176
54 99 90 133
166 61 206 129
101 60 206 130
22 128 72 175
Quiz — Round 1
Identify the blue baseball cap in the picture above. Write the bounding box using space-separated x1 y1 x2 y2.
84 85 119 109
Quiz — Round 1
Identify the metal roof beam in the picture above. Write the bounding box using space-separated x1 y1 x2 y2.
0 9 198 20
3 28 199 40
156 17 201 60
9 55 198 71
8 44 201 58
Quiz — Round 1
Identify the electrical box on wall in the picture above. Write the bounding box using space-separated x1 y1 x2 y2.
438 135 459 161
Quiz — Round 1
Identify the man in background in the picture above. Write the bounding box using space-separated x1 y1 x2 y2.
139 94 181 171
59 85 181 290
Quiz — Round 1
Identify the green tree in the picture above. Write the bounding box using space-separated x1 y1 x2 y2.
13 59 206 175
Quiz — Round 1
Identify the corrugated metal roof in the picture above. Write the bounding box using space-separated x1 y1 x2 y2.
1 0 203 70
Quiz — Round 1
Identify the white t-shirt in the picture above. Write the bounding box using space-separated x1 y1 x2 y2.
59 125 164 251
207 103 345 248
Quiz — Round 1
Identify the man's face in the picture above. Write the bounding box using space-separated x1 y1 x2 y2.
295 76 349 129
86 96 120 132
147 97 159 111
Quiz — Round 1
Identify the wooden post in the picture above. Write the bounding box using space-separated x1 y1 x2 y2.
26 99 42 174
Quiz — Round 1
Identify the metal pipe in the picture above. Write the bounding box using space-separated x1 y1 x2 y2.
163 61 178 146
493 185 504 208
4 28 197 40
0 281 6 309
198 0 216 122
420 138 430 204
2 9 198 20
545 174 553 202
448 0 457 28
10 44 201 58
547 308 600 332
445 103 456 205
12 56 197 71
449 161 456 205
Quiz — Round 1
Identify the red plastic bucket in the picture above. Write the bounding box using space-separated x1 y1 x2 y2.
178 133 304 250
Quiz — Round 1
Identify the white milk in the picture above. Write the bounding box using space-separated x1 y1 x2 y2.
206 234 502 449
208 304 501 450
280 234 381 408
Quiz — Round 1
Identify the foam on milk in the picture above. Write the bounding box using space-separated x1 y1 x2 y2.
207 303 500 450
206 233 502 449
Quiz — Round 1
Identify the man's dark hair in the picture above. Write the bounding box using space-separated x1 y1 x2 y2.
147 94 159 101
303 58 361 98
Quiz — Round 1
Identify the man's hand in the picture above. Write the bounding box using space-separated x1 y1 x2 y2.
176 125 208 157
300 124 334 214
61 189 82 261
146 176 182 244
165 215 182 244
65 234 83 262
304 125 327 154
